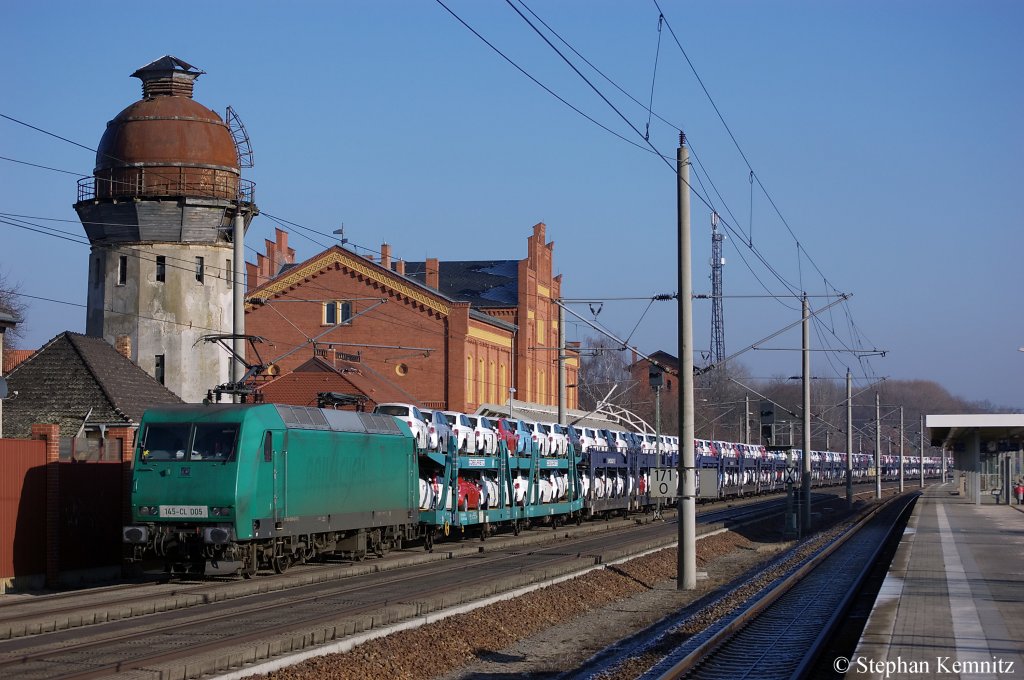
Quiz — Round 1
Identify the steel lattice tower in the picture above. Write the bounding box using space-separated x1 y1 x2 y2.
710 213 725 363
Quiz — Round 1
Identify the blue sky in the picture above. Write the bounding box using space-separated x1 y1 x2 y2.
2 1 1022 408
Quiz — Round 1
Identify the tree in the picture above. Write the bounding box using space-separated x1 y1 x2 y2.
575 336 632 412
0 269 27 348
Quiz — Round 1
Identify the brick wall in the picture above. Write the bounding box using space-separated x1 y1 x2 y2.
31 423 60 588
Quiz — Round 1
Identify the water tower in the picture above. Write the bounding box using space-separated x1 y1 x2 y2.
74 56 257 402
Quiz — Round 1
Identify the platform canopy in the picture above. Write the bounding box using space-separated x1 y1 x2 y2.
927 414 1024 450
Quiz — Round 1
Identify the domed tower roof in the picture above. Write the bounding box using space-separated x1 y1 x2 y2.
75 56 256 245
91 56 240 201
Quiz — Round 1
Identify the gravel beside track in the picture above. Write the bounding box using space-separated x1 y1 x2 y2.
248 491 901 680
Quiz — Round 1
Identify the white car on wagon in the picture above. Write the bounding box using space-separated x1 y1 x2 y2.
373 402 429 451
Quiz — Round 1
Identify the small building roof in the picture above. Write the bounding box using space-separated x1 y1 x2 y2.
2 349 33 374
3 332 184 437
0 310 20 328
927 414 1024 449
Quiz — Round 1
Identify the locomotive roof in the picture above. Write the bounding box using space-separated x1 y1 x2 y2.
142 403 411 437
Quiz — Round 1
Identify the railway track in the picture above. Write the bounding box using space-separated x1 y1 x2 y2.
636 491 916 679
0 481 905 680
0 484 838 642
0 486 868 680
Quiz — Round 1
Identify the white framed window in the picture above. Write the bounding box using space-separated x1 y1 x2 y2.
323 301 352 325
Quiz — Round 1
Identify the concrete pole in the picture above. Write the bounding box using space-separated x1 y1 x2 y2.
920 414 925 489
899 406 905 493
677 134 697 591
232 210 246 402
557 303 566 424
875 392 882 499
846 368 853 506
972 430 981 506
801 294 811 534
655 384 662 518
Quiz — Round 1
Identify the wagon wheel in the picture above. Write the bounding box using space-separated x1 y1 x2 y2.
241 544 258 579
272 548 292 574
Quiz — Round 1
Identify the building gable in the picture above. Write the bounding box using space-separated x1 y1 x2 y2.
249 246 452 317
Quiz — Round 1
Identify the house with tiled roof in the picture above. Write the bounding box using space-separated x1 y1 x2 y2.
244 222 577 413
3 332 183 445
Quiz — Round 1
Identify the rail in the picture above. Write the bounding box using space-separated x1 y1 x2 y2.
76 174 255 204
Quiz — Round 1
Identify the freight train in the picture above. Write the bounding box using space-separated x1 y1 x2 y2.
122 403 945 576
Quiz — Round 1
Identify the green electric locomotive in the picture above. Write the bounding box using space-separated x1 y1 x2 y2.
122 404 418 576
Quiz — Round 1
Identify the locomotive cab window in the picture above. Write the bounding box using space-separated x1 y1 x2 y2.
140 423 191 461
191 424 239 461
139 422 239 462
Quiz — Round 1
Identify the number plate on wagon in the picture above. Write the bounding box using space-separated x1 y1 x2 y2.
159 505 208 518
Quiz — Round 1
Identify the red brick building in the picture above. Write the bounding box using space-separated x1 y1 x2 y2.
244 223 577 412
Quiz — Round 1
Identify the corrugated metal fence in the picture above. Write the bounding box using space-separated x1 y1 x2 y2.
2 434 129 589
0 438 47 580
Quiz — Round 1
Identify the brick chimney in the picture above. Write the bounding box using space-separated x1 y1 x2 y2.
115 335 132 360
395 259 406 276
425 258 439 289
381 242 392 270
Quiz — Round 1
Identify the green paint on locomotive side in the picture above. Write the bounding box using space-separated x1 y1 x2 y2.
130 405 417 541
274 427 417 529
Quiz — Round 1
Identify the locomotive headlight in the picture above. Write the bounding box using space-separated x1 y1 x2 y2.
137 506 156 516
210 506 233 517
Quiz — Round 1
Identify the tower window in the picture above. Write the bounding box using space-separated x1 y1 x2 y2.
156 256 166 282
154 354 165 385
195 257 205 284
323 301 352 325
117 255 128 286
226 259 232 287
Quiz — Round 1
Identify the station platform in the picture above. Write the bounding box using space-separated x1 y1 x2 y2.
849 483 1024 678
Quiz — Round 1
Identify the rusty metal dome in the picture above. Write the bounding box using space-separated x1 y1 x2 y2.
91 56 241 202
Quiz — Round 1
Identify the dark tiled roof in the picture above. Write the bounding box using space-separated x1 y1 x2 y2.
3 332 183 438
405 260 519 308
